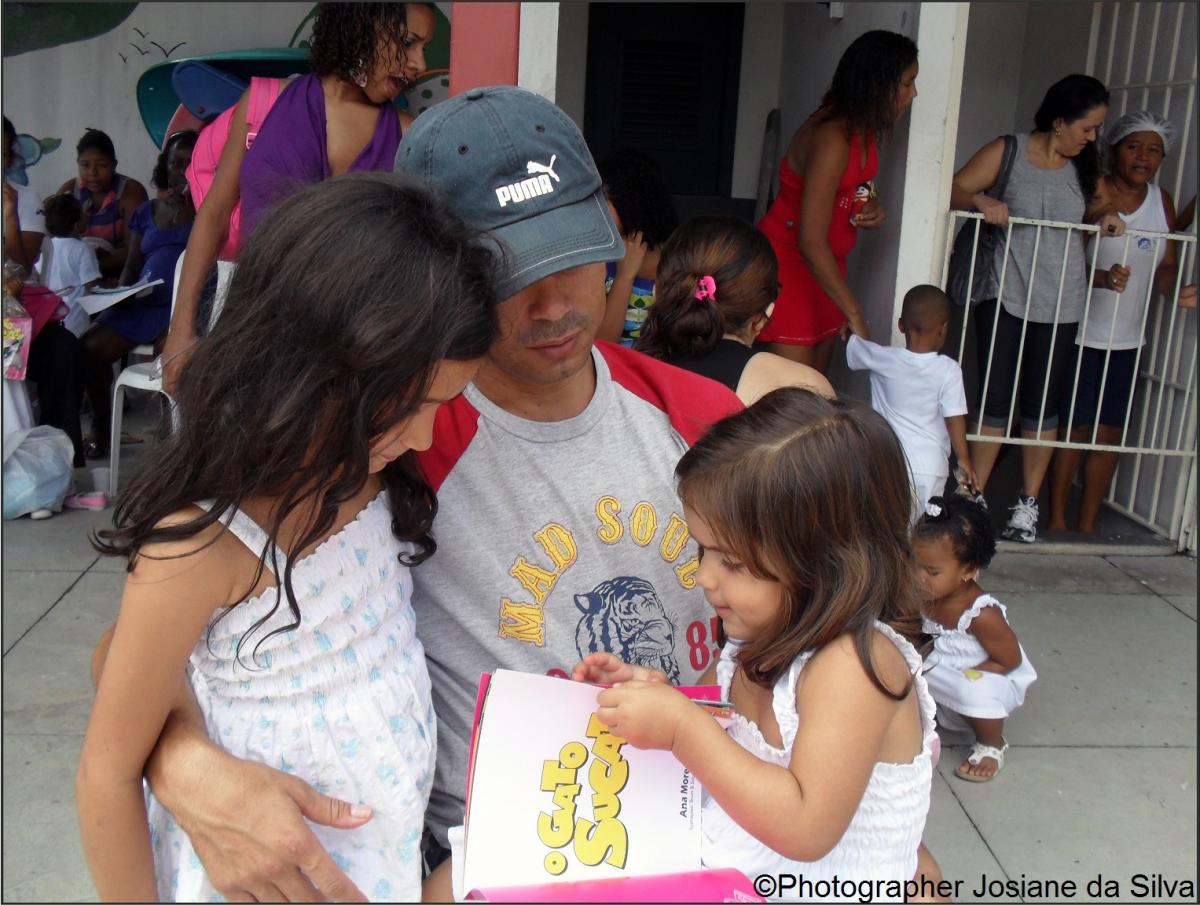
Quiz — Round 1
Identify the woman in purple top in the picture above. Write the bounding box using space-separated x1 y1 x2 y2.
161 2 435 392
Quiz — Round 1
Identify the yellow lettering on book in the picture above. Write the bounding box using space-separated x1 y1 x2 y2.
497 599 545 646
629 501 657 546
573 815 629 868
658 513 690 562
595 496 622 544
536 741 588 850
535 523 578 570
509 558 557 605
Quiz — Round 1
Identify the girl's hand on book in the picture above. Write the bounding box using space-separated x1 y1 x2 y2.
595 681 693 750
571 652 670 686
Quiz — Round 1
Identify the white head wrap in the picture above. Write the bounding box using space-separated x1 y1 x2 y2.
1108 110 1175 154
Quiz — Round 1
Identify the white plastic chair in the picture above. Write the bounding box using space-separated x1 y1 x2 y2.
107 253 186 497
108 254 234 497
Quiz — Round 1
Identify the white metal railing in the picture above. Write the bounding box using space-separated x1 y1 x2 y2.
940 210 1197 549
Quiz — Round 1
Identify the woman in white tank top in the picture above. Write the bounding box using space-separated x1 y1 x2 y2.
1049 111 1197 534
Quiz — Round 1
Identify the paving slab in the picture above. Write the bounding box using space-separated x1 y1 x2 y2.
2 570 84 654
1165 595 1196 621
0 504 107 573
983 552 1153 595
1001 593 1195 747
1106 554 1199 597
2 733 95 903
2 572 122 737
937 745 1197 902
922 768 1017 901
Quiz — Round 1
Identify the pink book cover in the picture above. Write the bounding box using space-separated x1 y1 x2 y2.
461 670 739 897
465 867 766 902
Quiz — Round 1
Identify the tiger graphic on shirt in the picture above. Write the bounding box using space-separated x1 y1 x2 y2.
574 576 681 684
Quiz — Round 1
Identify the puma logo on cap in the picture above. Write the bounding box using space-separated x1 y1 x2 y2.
495 155 559 208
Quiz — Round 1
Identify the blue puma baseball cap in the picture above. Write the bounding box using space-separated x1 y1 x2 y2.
394 85 622 300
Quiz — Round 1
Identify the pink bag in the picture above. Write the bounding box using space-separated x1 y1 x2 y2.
185 76 282 261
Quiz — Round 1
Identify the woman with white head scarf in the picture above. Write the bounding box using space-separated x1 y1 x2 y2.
1048 110 1197 534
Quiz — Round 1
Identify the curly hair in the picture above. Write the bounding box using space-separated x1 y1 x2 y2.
598 149 678 249
151 130 199 191
635 216 777 361
818 30 918 143
912 495 997 570
308 2 428 87
1033 74 1109 201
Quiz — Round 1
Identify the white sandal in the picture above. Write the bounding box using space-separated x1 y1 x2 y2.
956 741 1007 782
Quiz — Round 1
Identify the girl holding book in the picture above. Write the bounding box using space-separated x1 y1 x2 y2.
575 387 937 895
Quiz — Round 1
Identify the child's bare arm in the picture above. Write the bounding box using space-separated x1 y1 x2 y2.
945 414 976 489
77 524 233 900
967 605 1021 674
659 635 908 862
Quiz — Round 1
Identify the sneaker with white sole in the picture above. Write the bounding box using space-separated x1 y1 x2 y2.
1001 493 1038 543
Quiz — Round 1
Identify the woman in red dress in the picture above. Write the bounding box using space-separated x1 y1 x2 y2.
758 30 919 374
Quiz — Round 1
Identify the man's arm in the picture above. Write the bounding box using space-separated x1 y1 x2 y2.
90 627 372 902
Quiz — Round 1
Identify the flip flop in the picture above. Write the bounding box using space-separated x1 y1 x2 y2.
64 491 108 511
120 431 144 445
956 741 1007 782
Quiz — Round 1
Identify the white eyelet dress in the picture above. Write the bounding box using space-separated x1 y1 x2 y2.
700 622 937 902
145 492 437 902
921 593 1037 720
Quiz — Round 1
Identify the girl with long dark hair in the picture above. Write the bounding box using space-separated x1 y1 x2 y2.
757 30 919 374
76 173 498 902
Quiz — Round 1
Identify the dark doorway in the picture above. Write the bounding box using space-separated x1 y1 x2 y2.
583 2 744 204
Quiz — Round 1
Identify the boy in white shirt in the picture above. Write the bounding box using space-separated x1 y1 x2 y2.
40 192 101 338
846 284 977 512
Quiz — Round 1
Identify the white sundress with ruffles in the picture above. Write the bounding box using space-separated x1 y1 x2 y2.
700 622 937 902
921 593 1037 721
146 491 437 902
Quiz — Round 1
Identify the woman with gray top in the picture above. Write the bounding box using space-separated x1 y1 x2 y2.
950 74 1123 544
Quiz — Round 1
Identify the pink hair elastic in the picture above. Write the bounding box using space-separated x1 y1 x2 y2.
694 275 717 302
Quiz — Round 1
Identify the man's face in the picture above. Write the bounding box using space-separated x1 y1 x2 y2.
484 262 606 386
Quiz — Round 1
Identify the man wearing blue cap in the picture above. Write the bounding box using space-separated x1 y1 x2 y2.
129 86 742 901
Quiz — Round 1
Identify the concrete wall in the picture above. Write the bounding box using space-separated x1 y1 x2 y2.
2 2 315 203
729 2 785 200
954 1 1029 169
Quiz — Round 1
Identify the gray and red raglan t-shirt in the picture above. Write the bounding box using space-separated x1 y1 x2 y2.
414 342 743 845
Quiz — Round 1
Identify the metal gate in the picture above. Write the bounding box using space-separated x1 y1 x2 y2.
1087 0 1198 550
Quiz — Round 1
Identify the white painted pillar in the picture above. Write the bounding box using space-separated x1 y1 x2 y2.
890 2 971 344
517 2 560 102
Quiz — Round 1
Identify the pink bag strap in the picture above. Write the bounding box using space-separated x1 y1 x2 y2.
244 76 282 151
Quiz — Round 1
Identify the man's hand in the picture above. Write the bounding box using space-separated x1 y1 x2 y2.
595 681 697 751
163 747 372 902
571 652 669 686
1177 284 1197 309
